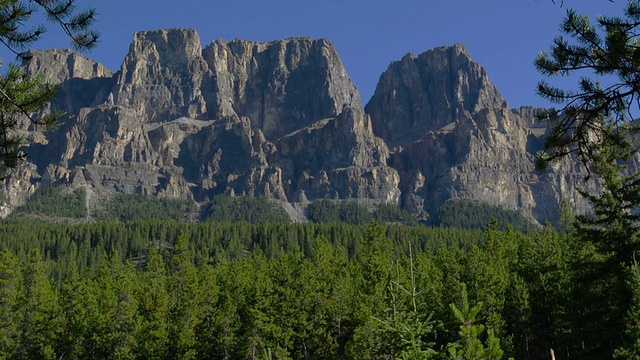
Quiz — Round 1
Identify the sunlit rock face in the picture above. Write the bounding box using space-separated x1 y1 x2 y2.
202 37 362 138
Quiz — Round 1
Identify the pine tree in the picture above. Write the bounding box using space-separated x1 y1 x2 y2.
614 259 640 358
535 1 640 169
565 129 640 357
57 264 92 359
15 248 60 359
536 3 640 357
136 247 170 359
88 252 139 359
0 249 21 358
0 0 98 174
447 284 505 360
167 231 202 359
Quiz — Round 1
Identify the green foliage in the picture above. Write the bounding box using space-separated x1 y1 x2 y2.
535 1 640 168
166 232 202 359
447 284 505 360
12 186 87 219
558 132 640 358
16 249 60 359
95 193 197 221
308 199 417 225
308 199 373 224
136 248 169 358
374 202 419 226
536 3 640 357
0 64 60 173
0 219 592 359
308 199 342 223
0 0 98 57
8 191 489 228
615 260 640 359
0 249 20 358
371 244 438 359
575 132 640 263
203 195 291 223
431 199 537 233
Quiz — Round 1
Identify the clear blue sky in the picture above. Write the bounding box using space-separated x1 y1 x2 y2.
11 0 628 109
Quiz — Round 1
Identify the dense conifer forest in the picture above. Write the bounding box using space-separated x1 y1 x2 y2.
0 201 626 359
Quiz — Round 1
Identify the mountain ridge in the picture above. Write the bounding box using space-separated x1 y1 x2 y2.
3 28 594 224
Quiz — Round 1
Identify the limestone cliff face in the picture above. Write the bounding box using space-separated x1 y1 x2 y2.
366 44 505 144
24 48 113 82
24 48 115 120
114 29 210 121
366 44 591 223
4 28 399 216
275 107 400 203
3 29 597 223
203 37 362 138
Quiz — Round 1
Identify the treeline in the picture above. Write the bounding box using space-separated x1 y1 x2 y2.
95 193 197 222
12 190 420 226
203 196 291 223
0 221 481 283
308 199 418 225
0 218 620 359
0 220 558 359
12 187 87 219
10 189 197 222
10 190 290 224
429 199 538 233
10 187 539 232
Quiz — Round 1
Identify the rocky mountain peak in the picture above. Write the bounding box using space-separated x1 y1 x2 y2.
203 36 361 139
21 49 115 124
24 48 113 83
365 43 591 224
5 33 596 225
366 42 506 144
4 30 400 216
113 28 210 122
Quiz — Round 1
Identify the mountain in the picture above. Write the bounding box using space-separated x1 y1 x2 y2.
365 43 592 223
2 28 593 224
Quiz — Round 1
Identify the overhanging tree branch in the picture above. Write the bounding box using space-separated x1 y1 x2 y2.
0 0 98 175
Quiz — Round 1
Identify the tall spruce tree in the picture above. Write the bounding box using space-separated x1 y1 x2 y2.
0 249 21 358
537 1 640 357
16 249 60 359
0 0 98 174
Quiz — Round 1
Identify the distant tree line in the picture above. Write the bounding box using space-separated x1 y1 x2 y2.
94 193 198 222
429 199 538 233
203 196 291 223
12 187 88 219
307 199 418 226
9 186 543 232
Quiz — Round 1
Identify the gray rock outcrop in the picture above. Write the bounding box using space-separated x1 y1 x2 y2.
203 37 362 138
2 29 599 223
366 44 592 223
4 28 400 217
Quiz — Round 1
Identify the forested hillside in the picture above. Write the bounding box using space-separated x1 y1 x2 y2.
10 186 536 231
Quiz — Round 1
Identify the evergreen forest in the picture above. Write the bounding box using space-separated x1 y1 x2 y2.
4 0 640 358
0 210 631 359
